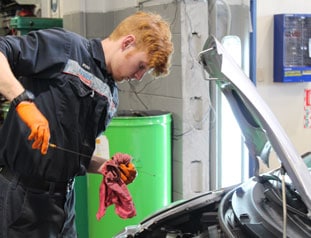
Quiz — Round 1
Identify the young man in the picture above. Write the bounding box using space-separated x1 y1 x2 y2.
0 11 173 237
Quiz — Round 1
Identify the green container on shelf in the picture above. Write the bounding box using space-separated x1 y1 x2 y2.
9 16 63 35
87 110 172 238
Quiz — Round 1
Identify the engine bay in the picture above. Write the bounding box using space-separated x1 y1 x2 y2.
123 173 311 238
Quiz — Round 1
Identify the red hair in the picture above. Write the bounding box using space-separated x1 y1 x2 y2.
109 11 174 77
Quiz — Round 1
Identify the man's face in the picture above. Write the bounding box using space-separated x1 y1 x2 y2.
110 39 150 82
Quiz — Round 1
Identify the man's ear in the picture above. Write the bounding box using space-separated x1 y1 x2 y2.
122 35 136 50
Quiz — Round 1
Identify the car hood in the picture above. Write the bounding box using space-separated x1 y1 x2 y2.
199 35 311 214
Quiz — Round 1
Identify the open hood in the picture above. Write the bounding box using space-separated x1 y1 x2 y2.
114 36 311 237
199 35 311 214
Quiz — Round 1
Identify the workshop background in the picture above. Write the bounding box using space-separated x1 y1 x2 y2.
1 0 311 237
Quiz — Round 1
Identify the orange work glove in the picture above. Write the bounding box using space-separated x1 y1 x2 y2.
118 163 137 185
112 153 137 185
16 101 50 155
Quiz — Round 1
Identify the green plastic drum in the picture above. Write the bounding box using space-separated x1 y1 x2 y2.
74 176 89 237
87 110 172 238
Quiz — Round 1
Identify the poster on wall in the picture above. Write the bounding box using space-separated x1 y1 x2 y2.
304 89 311 128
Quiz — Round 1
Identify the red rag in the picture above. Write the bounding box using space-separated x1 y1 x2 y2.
112 152 132 165
96 157 136 220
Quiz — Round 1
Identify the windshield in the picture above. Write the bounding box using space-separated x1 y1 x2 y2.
302 152 311 171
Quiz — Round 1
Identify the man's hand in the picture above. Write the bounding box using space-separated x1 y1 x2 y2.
119 163 137 185
16 102 50 154
112 153 137 185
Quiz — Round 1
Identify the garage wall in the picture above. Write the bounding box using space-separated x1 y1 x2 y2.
60 0 311 199
256 0 311 170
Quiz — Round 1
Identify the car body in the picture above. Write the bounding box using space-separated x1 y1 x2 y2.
114 36 311 238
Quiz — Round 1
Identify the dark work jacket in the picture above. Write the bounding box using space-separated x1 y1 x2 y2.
0 28 118 182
